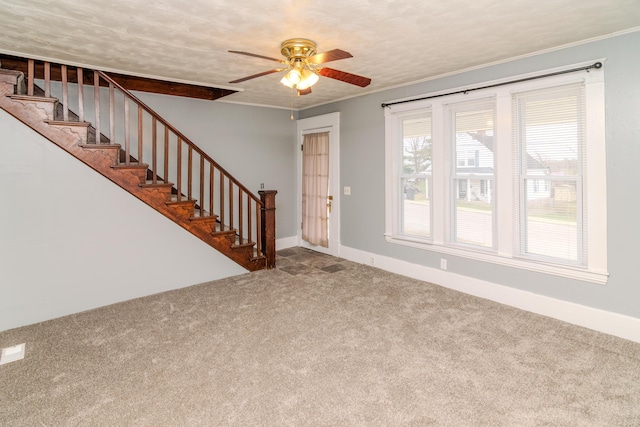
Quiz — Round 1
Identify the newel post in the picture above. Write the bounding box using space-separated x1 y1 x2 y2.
259 190 277 269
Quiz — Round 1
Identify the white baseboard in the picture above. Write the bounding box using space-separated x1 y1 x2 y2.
276 236 298 251
340 245 640 344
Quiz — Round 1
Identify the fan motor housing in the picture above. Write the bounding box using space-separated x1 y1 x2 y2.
280 38 317 60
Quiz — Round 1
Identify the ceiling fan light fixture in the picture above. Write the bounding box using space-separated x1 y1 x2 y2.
229 37 371 93
280 70 302 88
296 69 319 90
280 75 294 88
280 64 319 89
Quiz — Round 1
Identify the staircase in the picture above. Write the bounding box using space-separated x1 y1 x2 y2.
0 58 276 271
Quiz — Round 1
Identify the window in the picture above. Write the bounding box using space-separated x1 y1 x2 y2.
384 62 607 284
398 112 432 239
449 100 496 249
514 84 585 264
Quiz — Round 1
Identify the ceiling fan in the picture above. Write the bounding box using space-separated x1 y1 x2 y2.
228 38 371 95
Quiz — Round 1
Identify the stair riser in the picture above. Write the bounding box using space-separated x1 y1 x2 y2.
80 145 121 166
10 96 57 121
0 81 16 97
0 70 25 95
47 123 89 144
151 187 173 202
111 167 148 185
165 202 196 220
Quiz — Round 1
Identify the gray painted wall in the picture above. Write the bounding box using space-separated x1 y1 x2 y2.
0 109 247 331
300 31 640 319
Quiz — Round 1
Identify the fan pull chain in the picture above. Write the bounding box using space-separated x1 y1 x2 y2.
290 86 295 120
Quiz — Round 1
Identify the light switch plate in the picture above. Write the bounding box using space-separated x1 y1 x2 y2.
0 343 25 365
344 186 351 195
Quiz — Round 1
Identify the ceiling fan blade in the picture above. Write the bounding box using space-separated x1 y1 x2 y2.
297 87 312 96
318 67 371 87
228 69 283 84
307 49 353 64
228 50 284 63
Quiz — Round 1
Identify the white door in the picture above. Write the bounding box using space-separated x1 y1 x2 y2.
297 112 340 256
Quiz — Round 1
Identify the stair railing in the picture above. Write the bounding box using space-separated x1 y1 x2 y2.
22 58 275 267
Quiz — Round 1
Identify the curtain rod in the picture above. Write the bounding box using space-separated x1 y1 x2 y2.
381 62 602 108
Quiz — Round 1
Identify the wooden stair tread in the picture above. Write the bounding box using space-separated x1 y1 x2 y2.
190 210 217 222
45 120 91 127
111 162 148 169
212 229 235 237
140 179 173 188
191 216 218 222
79 143 121 149
232 241 256 249
8 94 57 103
166 196 196 205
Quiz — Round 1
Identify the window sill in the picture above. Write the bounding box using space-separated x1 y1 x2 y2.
385 234 608 285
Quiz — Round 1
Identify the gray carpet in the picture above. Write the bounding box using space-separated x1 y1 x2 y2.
1 247 639 426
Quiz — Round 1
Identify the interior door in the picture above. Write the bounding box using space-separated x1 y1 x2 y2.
297 113 340 256
301 131 330 248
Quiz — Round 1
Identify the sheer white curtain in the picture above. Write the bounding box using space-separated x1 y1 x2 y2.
302 132 330 247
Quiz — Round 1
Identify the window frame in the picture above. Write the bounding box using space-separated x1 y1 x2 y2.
514 83 587 266
446 98 498 251
384 60 607 284
387 107 434 241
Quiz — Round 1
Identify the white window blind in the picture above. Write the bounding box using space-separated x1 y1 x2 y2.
513 84 586 264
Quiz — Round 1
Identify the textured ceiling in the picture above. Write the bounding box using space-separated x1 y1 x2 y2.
1 0 639 109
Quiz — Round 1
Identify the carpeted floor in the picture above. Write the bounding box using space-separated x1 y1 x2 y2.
1 247 639 426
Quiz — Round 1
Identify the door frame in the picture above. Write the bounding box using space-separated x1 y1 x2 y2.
296 112 340 256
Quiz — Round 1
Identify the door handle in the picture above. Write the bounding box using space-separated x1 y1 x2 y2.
327 195 333 213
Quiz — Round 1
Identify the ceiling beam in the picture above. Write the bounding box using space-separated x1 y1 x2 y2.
0 54 236 101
